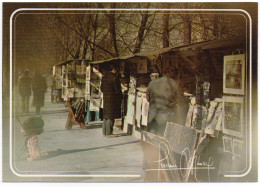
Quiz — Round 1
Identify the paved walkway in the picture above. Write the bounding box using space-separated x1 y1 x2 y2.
4 88 145 182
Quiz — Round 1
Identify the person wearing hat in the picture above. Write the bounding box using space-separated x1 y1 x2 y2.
18 69 32 113
146 66 187 136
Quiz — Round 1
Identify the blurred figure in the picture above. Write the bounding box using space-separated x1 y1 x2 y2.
32 72 47 114
53 74 62 103
51 74 56 103
101 64 122 137
18 69 32 113
146 67 186 136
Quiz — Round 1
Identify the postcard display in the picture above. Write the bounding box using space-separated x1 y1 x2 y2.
123 58 150 136
140 52 248 181
61 61 87 101
182 53 246 181
220 53 246 174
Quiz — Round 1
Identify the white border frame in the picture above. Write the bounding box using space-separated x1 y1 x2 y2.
9 8 252 179
222 96 244 138
223 54 245 95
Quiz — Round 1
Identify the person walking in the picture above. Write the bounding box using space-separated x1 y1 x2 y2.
101 64 122 137
18 69 32 113
32 71 47 114
146 67 187 136
51 74 56 103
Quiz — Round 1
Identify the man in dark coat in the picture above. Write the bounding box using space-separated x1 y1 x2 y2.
146 67 186 137
101 65 122 137
18 70 32 113
32 72 47 114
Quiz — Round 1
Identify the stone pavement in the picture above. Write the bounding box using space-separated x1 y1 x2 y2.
3 88 145 182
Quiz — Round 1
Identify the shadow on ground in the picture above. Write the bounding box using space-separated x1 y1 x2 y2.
40 140 139 160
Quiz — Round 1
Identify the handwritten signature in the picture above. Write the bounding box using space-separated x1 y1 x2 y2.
150 142 215 182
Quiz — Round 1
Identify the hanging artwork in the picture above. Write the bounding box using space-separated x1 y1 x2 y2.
66 88 74 98
86 65 91 80
222 136 233 154
185 97 196 127
141 94 149 126
85 81 90 95
204 100 222 135
100 92 103 109
223 54 245 95
90 68 102 98
222 96 244 138
135 93 143 128
136 58 148 74
89 98 101 112
125 93 136 124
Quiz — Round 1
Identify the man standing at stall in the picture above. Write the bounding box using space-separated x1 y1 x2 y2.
18 69 32 113
146 67 187 136
101 64 122 137
32 71 47 114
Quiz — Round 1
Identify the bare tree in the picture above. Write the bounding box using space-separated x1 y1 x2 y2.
97 3 119 57
162 13 170 47
133 3 150 53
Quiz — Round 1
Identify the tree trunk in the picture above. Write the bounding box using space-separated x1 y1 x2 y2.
213 15 219 39
162 11 170 48
133 3 150 53
107 3 119 57
82 39 88 59
90 13 98 61
183 16 191 45
74 38 82 59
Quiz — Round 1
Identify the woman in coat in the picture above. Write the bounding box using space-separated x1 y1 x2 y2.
32 71 47 114
101 64 122 137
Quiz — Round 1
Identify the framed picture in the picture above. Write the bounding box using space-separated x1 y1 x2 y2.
86 65 91 80
233 139 243 157
222 96 244 138
223 54 245 95
136 58 147 74
222 136 233 154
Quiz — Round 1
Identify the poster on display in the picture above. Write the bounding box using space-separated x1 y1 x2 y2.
223 54 245 95
141 94 149 126
222 96 244 138
89 98 101 112
85 81 90 95
90 69 102 98
66 88 74 98
125 93 135 124
136 58 147 74
204 101 222 135
86 65 91 80
135 93 143 128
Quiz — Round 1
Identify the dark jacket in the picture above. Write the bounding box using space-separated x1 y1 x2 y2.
101 71 122 119
146 76 186 136
32 74 47 107
18 75 32 97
